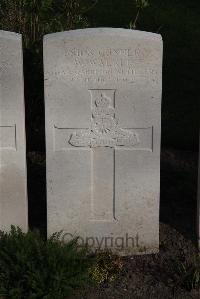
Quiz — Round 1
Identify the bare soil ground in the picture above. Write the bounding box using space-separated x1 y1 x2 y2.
70 222 199 299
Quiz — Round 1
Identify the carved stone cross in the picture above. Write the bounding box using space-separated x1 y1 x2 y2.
54 89 153 221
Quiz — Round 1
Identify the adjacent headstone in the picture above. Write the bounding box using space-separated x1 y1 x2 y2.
0 31 28 232
44 28 163 255
198 137 200 250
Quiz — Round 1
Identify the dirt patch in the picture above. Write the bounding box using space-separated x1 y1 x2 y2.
71 223 199 299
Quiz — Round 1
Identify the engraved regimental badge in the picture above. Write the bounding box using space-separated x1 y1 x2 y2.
69 92 139 148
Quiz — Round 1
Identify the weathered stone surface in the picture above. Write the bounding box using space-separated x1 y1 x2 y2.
198 139 200 249
0 31 28 232
44 28 163 255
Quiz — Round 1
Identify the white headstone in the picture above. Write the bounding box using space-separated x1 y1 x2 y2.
44 28 163 255
0 31 28 232
198 138 200 249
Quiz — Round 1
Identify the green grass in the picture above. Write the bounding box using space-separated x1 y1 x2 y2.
0 225 200 298
0 226 93 299
173 254 200 291
0 227 125 298
89 251 123 284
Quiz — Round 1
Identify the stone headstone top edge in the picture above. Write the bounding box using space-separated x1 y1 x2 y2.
0 30 21 40
43 27 162 42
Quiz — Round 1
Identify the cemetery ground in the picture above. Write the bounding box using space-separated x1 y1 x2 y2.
23 148 200 299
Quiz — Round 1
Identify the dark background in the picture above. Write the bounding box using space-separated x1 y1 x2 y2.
87 0 200 151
